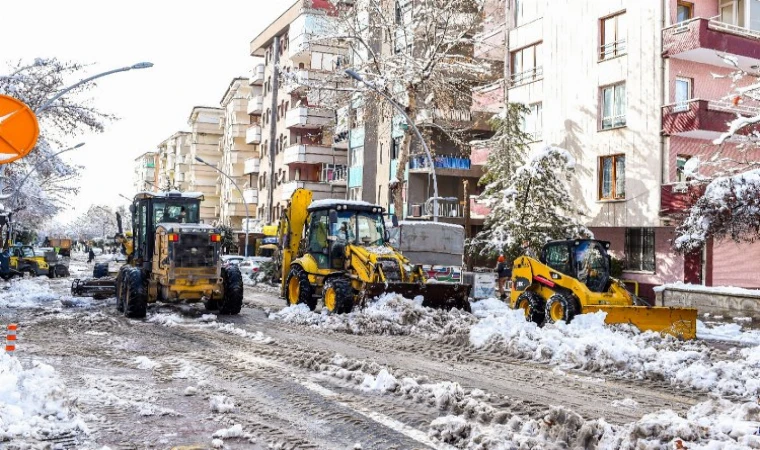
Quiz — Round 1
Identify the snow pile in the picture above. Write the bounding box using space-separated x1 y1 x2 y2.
213 322 274 344
0 278 65 308
148 313 188 327
698 321 760 344
210 395 235 413
270 293 475 336
134 356 160 370
469 301 760 398
0 352 86 441
213 424 244 438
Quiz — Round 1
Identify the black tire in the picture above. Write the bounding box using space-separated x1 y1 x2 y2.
124 268 147 319
285 265 315 310
323 277 354 314
544 294 576 324
513 291 545 325
93 263 109 279
115 266 129 313
219 265 244 315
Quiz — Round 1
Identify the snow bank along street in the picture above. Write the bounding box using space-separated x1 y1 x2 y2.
2 257 760 448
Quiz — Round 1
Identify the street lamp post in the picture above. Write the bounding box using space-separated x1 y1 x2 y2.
344 69 440 222
194 156 250 257
36 62 154 114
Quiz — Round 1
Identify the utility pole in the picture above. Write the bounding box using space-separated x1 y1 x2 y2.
267 36 281 224
463 179 471 271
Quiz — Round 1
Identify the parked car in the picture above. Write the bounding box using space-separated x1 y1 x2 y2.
221 255 245 266
238 257 272 280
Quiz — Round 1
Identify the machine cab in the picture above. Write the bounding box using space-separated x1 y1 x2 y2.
541 239 611 293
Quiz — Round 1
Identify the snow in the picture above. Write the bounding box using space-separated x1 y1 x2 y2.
210 395 235 413
213 424 244 438
398 220 465 230
0 351 86 442
697 321 760 345
308 198 380 210
0 278 69 308
134 356 160 370
654 281 760 298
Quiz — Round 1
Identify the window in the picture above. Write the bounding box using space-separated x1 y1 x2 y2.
600 12 626 60
514 0 539 26
599 154 625 200
601 83 626 129
321 163 347 182
390 138 401 160
510 42 543 86
676 1 693 23
625 228 655 272
521 102 543 141
674 77 692 112
676 154 692 182
395 0 402 24
719 0 744 26
349 187 362 200
350 146 364 167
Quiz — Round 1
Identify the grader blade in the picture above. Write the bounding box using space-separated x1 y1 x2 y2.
363 282 472 312
71 278 117 299
582 305 698 340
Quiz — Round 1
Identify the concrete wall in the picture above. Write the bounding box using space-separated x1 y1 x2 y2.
397 222 465 266
657 286 760 317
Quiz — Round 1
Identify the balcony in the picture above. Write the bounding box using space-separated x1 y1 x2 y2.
244 157 260 174
288 13 342 63
246 125 262 144
249 64 265 85
324 166 347 186
280 180 344 201
408 155 483 177
662 17 760 67
247 96 264 115
229 123 247 139
284 107 333 129
283 70 327 94
283 144 347 165
660 183 706 216
227 202 252 217
661 99 760 140
243 188 259 204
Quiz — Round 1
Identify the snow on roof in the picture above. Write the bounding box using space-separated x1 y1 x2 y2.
134 191 205 200
308 199 381 210
157 223 217 231
399 220 465 230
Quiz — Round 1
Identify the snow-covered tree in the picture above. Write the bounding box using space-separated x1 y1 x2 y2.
319 0 495 213
0 58 115 228
472 145 591 262
69 205 118 242
674 63 760 251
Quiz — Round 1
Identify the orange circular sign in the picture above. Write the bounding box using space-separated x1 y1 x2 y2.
0 95 39 164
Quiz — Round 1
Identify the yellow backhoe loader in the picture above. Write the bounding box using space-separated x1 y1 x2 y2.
276 188 471 313
510 239 697 339
71 191 244 317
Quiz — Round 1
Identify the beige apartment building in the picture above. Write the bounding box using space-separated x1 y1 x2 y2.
219 78 260 240
156 131 192 192
186 107 224 224
133 151 158 192
248 0 348 224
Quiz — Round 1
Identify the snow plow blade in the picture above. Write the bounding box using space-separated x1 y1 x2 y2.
582 305 698 340
71 278 117 299
363 282 472 312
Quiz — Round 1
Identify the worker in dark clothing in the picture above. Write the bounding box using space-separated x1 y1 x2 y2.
88 248 95 264
496 255 512 300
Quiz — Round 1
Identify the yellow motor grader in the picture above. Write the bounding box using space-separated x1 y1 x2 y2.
510 239 698 339
71 191 244 318
276 188 471 313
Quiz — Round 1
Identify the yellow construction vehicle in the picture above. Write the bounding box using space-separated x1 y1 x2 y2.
277 188 471 313
71 191 244 318
10 245 69 278
510 239 697 339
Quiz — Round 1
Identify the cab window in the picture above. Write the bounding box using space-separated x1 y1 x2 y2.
545 244 571 275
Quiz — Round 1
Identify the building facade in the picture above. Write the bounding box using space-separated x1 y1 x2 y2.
156 131 192 192
187 107 224 224
133 151 158 192
485 0 760 294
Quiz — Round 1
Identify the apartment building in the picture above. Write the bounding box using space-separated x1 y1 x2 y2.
187 107 224 224
219 78 260 241
156 131 192 192
249 0 348 224
486 0 760 294
133 151 158 192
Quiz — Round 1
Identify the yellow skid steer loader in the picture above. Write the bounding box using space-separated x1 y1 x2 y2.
511 239 697 339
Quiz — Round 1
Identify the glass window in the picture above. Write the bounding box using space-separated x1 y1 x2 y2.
625 228 655 272
675 78 692 111
599 154 625 200
676 154 692 182
544 244 572 275
574 241 609 292
510 42 542 86
153 202 200 224
601 83 626 129
677 1 693 22
521 102 543 141
332 211 385 246
600 12 627 60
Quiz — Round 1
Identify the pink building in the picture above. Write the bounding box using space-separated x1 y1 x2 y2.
476 0 760 298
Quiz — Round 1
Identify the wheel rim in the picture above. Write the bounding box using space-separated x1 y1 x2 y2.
519 299 530 318
324 287 336 312
288 276 300 305
550 301 565 322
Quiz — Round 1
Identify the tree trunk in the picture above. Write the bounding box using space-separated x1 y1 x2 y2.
393 91 417 217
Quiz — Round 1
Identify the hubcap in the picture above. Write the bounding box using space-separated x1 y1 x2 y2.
550 301 564 322
288 277 300 305
324 287 336 312
519 299 530 318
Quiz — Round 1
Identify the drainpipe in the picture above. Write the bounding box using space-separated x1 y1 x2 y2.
659 0 668 214
268 35 281 224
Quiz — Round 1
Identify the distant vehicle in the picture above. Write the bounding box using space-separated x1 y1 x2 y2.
47 238 72 257
221 255 245 266
239 257 271 280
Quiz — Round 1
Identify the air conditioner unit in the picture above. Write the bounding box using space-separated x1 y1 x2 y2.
672 183 688 193
411 204 422 217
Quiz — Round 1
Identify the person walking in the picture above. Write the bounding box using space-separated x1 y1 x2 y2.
88 248 95 264
496 255 511 300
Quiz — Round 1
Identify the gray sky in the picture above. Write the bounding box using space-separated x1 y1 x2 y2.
0 0 289 221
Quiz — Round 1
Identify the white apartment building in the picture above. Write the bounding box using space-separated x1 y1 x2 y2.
133 151 157 192
156 131 191 192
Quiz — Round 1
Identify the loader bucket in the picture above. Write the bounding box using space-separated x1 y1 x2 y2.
363 282 472 312
582 305 698 340
71 277 117 299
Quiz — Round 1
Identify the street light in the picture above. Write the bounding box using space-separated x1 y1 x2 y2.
1 142 85 202
194 156 250 257
36 62 154 114
344 69 440 222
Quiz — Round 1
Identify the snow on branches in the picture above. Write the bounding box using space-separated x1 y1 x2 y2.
472 145 591 261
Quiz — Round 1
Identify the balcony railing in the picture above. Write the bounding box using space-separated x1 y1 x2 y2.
244 157 260 174
409 156 472 171
599 39 627 60
284 107 334 129
662 99 760 139
247 96 264 115
243 188 259 204
246 125 262 144
249 64 265 85
663 17 760 64
660 183 706 216
509 67 543 86
323 167 347 183
408 201 463 219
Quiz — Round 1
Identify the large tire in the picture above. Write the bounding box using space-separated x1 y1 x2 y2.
323 277 354 314
93 263 109 279
285 265 315 310
115 266 130 313
544 294 576 324
219 265 244 315
124 268 147 319
513 291 545 325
